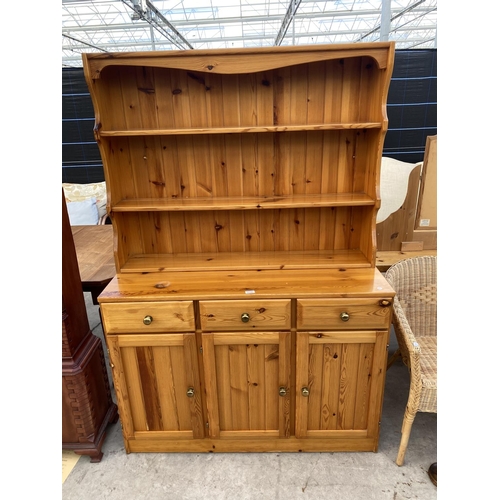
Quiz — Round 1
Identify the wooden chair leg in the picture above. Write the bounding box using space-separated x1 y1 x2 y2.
396 406 417 466
387 348 401 369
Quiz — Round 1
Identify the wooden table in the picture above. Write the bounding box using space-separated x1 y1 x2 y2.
375 249 437 272
71 225 115 305
70 225 436 304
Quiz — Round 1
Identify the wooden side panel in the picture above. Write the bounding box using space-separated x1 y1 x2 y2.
106 336 135 444
376 164 421 251
366 330 390 439
415 135 437 230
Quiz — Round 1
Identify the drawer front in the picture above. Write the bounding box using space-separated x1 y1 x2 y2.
297 298 391 330
199 299 291 331
101 301 195 334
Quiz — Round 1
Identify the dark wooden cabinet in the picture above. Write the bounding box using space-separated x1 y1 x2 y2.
62 190 118 462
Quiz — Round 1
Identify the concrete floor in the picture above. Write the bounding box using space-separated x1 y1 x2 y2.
62 292 437 500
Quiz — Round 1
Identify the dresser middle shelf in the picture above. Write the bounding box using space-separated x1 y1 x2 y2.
112 193 376 212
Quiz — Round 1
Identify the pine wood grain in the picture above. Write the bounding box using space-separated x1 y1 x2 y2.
199 299 291 331
83 43 393 81
99 268 394 303
101 301 195 334
86 44 394 273
89 43 396 455
296 298 391 330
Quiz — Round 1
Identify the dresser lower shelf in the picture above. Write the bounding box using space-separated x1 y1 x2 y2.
120 249 372 273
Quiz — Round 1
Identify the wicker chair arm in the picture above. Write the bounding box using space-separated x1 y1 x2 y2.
392 296 422 373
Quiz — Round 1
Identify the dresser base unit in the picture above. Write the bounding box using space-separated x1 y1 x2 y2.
99 267 394 454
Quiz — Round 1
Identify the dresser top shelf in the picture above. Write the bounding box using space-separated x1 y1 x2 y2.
83 42 394 80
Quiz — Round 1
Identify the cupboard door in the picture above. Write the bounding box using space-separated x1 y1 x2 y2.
202 331 291 439
295 330 388 440
107 333 204 441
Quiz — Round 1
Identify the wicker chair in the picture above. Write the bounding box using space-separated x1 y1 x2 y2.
385 256 437 466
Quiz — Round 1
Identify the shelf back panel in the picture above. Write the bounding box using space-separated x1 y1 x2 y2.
101 130 381 204
93 57 385 132
112 206 374 267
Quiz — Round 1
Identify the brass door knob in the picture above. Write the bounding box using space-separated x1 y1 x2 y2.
279 387 287 397
301 387 310 397
186 387 195 398
340 312 350 322
143 315 153 325
241 312 250 323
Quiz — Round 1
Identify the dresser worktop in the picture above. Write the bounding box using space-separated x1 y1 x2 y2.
98 267 395 302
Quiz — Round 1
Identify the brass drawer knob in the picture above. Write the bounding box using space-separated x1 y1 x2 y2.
143 315 153 325
279 387 287 397
186 387 195 398
379 299 391 307
241 312 250 323
340 312 350 322
301 387 310 397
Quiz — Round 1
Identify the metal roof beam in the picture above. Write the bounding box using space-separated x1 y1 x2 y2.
62 33 110 53
63 25 437 52
63 6 436 32
121 0 193 49
274 0 303 46
357 0 429 42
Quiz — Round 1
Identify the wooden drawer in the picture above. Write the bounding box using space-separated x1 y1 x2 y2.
297 298 391 330
199 299 291 331
101 301 195 334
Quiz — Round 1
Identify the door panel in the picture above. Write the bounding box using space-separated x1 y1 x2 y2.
202 331 291 439
107 333 204 439
296 330 387 439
